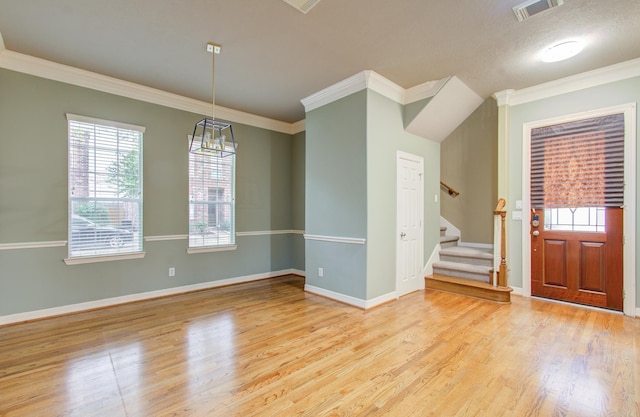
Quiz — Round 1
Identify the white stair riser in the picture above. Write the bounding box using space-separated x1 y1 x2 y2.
440 254 493 267
432 267 490 283
440 240 458 248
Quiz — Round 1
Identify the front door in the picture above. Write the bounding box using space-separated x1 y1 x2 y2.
396 152 424 297
530 208 623 310
529 113 625 311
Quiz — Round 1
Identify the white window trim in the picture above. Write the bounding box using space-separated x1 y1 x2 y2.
64 252 146 265
66 113 145 260
187 136 236 250
187 245 237 254
66 113 146 133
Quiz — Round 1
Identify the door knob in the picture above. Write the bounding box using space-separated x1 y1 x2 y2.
532 230 540 237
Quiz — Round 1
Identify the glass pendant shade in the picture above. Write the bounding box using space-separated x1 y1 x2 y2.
188 42 237 157
189 118 236 157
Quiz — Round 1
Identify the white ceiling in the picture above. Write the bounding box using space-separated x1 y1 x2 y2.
0 0 639 123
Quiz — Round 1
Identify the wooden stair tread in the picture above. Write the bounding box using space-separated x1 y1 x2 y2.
426 274 513 304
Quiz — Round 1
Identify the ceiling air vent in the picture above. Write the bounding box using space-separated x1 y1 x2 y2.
282 0 322 14
513 0 564 22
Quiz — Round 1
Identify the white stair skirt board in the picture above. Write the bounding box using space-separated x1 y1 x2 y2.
440 216 461 239
0 269 303 326
423 244 441 277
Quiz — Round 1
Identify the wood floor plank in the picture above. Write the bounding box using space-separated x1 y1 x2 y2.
0 275 638 416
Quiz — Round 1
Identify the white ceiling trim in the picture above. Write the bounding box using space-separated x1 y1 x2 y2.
0 48 298 135
405 78 449 104
301 70 447 113
494 57 640 106
366 71 406 103
301 71 369 112
291 119 306 134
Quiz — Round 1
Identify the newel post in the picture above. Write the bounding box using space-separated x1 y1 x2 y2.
493 198 508 288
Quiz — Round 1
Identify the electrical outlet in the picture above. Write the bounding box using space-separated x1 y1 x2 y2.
318 267 324 277
168 267 175 277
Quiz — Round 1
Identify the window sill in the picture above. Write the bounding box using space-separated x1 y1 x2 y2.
187 245 237 254
64 252 146 265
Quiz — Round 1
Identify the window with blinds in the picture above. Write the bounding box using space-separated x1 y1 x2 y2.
67 114 144 258
530 113 625 209
188 147 235 248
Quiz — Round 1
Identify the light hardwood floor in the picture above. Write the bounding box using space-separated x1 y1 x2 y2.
1 275 638 416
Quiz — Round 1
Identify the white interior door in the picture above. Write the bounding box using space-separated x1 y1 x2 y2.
396 152 424 297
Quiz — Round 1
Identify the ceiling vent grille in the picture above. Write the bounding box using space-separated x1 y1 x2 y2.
513 0 564 21
282 0 322 14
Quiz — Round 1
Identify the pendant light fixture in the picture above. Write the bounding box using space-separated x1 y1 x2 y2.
189 42 236 157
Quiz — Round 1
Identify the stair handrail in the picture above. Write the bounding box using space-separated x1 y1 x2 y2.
440 181 460 197
493 198 507 287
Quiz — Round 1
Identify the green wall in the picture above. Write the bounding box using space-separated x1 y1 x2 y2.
305 90 368 299
440 98 498 243
366 91 440 299
0 68 303 316
304 88 440 302
506 75 640 308
291 130 306 271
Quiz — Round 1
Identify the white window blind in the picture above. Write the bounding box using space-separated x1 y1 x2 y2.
67 114 144 258
530 113 624 209
188 144 235 248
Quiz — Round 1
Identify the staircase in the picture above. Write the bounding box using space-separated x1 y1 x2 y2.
426 227 512 303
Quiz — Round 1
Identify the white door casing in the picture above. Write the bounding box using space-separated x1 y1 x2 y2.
520 103 637 316
396 151 424 297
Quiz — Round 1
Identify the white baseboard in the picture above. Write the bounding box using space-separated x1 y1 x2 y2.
291 268 306 277
510 286 523 296
304 284 396 310
0 269 300 326
364 291 398 309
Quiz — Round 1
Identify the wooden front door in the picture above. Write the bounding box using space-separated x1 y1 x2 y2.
530 208 623 310
529 112 625 311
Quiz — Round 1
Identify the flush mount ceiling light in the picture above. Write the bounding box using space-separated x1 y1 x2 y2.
541 41 584 62
189 42 237 157
282 0 321 14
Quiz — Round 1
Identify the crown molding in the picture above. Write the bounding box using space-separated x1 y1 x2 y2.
301 71 369 112
291 119 306 134
367 71 405 103
300 69 447 113
496 57 640 106
0 48 298 135
492 89 515 106
404 77 448 104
